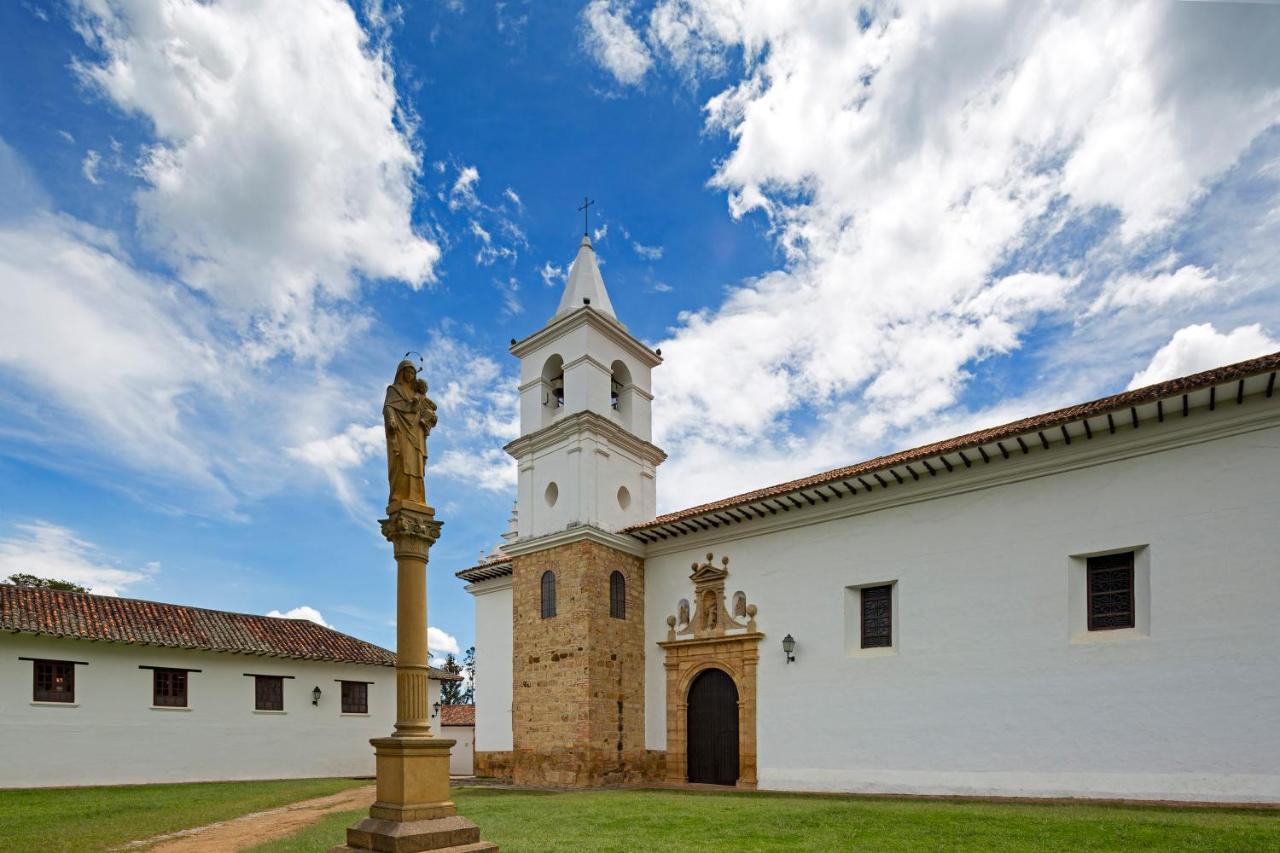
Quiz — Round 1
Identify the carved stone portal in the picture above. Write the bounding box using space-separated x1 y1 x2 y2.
659 553 761 788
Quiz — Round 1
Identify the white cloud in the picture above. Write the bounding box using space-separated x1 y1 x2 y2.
428 625 461 657
1127 323 1279 390
450 165 481 211
540 261 565 287
632 241 663 260
596 1 1280 508
581 0 653 86
503 187 522 207
69 0 439 360
1090 265 1222 315
81 149 101 184
266 605 331 627
593 222 609 242
0 521 155 596
287 424 384 516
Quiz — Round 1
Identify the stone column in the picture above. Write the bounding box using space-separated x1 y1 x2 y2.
334 501 498 853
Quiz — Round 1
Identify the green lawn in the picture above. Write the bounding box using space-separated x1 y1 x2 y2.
253 786 1280 852
0 777 368 852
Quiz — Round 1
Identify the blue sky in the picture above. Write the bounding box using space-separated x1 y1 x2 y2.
1 0 1278 660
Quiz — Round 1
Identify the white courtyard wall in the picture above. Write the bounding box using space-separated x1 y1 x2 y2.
470 577 513 753
0 635 442 788
643 409 1280 802
442 725 475 775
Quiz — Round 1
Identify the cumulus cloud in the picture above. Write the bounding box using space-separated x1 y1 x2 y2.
582 0 653 86
1127 324 1279 389
80 149 101 184
266 605 331 627
540 261 565 287
428 625 461 656
287 424 385 516
69 0 439 360
577 1 1280 507
0 521 156 596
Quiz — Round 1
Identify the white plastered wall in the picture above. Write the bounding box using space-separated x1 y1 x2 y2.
442 725 475 775
643 415 1280 802
470 576 513 753
0 635 444 788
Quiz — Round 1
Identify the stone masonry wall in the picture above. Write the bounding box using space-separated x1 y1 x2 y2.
510 537 654 786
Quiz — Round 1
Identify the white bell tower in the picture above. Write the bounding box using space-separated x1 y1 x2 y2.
505 233 665 540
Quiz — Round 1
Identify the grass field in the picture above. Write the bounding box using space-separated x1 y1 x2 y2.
0 777 368 852
253 786 1280 853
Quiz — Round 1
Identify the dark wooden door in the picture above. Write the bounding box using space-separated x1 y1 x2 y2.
686 668 739 785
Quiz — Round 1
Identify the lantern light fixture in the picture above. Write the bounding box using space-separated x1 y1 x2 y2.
782 634 796 664
312 685 322 705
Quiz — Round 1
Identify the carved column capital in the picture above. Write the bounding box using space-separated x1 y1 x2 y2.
379 506 443 559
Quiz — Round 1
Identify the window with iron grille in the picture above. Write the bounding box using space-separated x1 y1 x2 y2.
541 571 556 619
1087 552 1135 631
153 668 188 707
255 675 284 711
609 570 625 619
341 681 368 714
33 659 75 703
861 584 893 648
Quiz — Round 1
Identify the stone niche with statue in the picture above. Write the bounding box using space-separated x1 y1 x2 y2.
659 553 763 788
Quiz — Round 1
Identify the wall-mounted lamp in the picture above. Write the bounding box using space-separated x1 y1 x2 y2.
432 701 441 719
782 634 796 664
312 685 322 706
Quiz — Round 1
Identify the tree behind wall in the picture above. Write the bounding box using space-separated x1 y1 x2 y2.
6 573 89 593
461 646 474 704
439 653 465 704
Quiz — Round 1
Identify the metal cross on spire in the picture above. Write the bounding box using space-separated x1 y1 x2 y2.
578 196 595 236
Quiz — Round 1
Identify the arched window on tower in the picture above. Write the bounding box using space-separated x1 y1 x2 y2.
609 570 625 619
609 360 632 423
540 355 565 427
540 571 556 619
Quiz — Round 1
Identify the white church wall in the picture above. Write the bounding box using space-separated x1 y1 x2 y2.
643 414 1280 802
470 577 514 753
0 634 434 788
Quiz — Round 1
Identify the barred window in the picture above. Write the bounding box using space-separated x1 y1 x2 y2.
33 660 75 703
1087 552 1135 631
255 675 284 711
609 571 626 619
153 668 188 707
860 584 893 649
541 571 556 619
341 681 368 714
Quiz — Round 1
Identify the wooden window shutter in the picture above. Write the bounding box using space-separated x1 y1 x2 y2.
861 584 893 649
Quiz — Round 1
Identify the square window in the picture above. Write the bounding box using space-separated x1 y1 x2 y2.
255 675 284 711
860 584 894 648
1087 552 1135 631
153 668 188 707
341 681 368 714
33 660 75 703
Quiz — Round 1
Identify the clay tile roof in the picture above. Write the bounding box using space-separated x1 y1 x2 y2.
440 703 475 726
626 350 1280 533
455 559 513 583
0 584 459 678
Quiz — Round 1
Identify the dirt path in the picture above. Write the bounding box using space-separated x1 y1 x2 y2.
123 784 376 852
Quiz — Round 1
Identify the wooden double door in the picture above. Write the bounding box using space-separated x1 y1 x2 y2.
686 668 739 785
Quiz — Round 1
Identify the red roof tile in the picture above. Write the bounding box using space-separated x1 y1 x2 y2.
440 703 475 726
626 350 1280 532
0 584 460 678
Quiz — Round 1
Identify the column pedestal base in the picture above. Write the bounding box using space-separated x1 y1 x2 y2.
334 737 498 852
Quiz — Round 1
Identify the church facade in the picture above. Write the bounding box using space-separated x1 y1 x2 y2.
458 234 1280 803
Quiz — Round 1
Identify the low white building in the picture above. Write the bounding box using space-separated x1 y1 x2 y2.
0 585 458 788
459 234 1280 803
440 704 475 776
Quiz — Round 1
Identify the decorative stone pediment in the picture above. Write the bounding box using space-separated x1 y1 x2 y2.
666 553 757 641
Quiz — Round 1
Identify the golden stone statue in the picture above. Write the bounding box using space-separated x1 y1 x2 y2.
383 359 437 509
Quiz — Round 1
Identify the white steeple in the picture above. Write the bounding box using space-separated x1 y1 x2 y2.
555 235 616 319
505 232 665 540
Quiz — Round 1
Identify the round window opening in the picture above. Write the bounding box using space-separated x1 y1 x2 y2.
617 486 632 510
544 481 559 507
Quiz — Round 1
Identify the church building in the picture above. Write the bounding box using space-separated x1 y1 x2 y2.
457 233 1280 803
